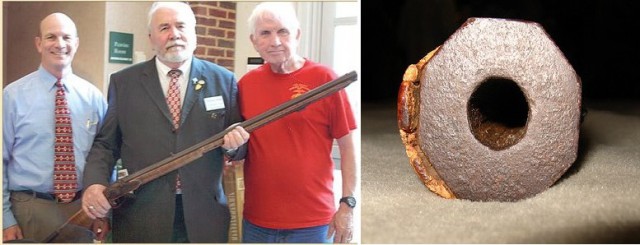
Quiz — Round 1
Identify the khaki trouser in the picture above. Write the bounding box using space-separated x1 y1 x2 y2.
9 191 94 242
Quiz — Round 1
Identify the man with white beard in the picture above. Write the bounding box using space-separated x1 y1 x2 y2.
81 2 249 242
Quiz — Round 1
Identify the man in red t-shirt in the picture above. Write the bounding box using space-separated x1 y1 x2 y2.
238 2 358 244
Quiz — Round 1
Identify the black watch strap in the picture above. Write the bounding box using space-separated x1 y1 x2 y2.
339 196 356 208
224 148 238 158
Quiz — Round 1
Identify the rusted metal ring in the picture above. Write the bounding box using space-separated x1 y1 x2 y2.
399 18 581 202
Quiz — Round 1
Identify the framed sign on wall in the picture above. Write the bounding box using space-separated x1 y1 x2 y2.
109 31 133 64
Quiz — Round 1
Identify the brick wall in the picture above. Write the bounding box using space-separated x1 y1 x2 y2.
190 1 236 72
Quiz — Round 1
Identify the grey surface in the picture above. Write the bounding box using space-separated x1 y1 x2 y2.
361 102 640 243
419 18 581 201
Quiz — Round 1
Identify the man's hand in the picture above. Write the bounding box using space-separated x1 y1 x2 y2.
82 184 111 219
3 225 23 242
328 204 354 243
222 125 250 150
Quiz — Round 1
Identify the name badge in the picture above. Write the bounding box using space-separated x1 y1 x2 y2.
204 96 225 111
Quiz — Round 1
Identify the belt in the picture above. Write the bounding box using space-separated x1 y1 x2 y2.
13 190 82 203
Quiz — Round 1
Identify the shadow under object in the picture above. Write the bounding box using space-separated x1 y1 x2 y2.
398 17 582 202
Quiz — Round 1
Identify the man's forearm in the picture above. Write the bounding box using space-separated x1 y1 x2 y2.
337 132 357 197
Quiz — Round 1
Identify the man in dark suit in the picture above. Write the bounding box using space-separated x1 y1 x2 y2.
80 2 249 242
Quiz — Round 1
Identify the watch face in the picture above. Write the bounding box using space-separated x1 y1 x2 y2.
342 197 356 208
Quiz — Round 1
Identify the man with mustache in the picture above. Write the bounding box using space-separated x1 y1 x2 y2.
81 2 249 242
3 13 107 242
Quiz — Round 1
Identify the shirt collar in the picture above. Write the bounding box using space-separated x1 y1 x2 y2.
155 57 193 79
37 65 73 91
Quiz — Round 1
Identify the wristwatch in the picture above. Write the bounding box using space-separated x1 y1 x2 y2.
339 196 356 208
224 147 238 158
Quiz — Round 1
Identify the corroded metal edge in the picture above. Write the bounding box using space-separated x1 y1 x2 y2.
397 46 455 199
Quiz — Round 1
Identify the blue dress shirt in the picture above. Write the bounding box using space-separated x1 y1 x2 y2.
3 66 108 229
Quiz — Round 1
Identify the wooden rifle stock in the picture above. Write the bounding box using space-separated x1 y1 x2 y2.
43 70 358 242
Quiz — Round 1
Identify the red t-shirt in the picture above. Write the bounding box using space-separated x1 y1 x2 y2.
238 60 357 229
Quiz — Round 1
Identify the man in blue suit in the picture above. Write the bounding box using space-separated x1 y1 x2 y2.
81 2 249 242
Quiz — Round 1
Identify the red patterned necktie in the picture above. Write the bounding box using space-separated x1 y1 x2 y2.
167 69 182 130
166 69 183 192
54 79 78 202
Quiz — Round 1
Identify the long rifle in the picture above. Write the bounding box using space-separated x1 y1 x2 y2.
42 71 358 242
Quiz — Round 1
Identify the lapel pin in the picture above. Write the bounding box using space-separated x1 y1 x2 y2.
192 78 205 91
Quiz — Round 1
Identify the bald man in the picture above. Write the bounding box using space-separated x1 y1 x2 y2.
3 13 107 242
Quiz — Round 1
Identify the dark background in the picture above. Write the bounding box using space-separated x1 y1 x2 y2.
362 0 640 105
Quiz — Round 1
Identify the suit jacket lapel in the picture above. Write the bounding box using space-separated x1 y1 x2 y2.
140 59 174 126
181 57 202 125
